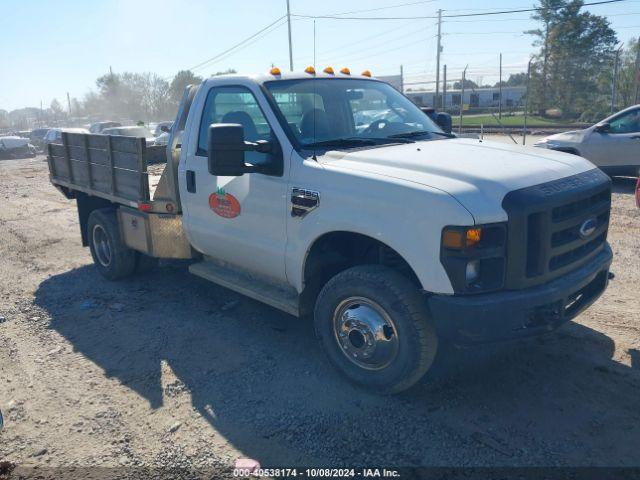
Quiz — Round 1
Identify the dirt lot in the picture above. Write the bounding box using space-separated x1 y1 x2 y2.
0 154 639 475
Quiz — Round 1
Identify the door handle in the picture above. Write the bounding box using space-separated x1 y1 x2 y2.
186 170 196 193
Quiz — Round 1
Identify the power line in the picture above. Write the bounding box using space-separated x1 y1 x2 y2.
185 16 286 74
317 0 439 17
444 11 640 22
292 0 627 20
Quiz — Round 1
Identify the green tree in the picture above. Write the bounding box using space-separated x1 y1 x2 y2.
168 70 203 105
616 38 640 109
526 0 618 118
452 79 478 90
494 72 528 87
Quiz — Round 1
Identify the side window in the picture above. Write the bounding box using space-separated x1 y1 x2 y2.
197 86 272 160
608 109 640 134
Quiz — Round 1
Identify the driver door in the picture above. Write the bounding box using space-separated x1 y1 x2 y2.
180 84 289 282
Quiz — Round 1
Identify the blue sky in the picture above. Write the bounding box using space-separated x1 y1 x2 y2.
1 0 638 111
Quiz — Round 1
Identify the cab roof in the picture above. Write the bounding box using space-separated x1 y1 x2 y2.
207 70 380 85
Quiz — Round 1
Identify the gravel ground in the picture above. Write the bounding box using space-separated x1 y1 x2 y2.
0 154 639 476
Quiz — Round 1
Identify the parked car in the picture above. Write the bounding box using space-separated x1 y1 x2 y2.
43 128 90 147
535 104 640 177
46 70 613 394
89 121 122 134
29 128 51 152
152 122 173 146
102 126 156 146
153 121 173 137
0 136 37 159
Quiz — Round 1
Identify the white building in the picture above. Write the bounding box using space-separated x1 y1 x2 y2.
405 86 526 110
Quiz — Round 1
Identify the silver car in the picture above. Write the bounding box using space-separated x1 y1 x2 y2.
535 105 640 177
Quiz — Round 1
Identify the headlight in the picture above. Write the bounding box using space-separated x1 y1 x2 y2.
440 224 507 294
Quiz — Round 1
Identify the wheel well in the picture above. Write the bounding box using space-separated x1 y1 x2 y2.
76 193 117 246
300 231 421 317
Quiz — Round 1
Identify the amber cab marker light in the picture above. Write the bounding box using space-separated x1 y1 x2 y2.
270 67 281 75
340 67 351 75
304 66 316 74
323 66 334 74
361 70 372 77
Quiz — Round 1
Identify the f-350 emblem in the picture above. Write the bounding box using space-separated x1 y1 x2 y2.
291 188 319 217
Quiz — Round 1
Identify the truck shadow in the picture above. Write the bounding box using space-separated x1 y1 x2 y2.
35 264 640 466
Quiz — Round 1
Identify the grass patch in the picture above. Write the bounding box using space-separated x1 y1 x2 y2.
452 114 570 127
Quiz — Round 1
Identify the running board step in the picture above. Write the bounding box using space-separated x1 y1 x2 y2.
189 260 300 317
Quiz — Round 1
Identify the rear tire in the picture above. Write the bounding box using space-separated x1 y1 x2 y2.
87 209 137 280
314 265 438 394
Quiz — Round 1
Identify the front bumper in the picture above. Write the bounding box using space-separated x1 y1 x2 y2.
428 244 612 345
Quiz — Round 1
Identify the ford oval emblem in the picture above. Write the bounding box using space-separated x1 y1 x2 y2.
579 218 598 238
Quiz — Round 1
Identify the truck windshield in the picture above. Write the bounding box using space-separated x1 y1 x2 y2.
265 78 445 149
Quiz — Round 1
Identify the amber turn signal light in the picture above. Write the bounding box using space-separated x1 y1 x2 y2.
442 227 482 249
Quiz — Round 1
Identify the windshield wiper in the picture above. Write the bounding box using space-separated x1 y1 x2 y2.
303 137 378 149
389 130 456 139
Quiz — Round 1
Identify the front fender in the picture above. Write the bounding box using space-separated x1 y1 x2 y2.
285 165 475 294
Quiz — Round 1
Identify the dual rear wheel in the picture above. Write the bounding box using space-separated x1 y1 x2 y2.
87 209 158 280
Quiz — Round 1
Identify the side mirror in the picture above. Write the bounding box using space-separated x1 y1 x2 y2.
595 122 610 133
435 112 453 134
160 125 170 133
207 123 272 176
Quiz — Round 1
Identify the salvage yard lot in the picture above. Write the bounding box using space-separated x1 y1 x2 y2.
0 154 639 472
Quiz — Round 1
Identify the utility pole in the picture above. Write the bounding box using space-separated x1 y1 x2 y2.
442 64 447 110
434 9 442 109
498 53 503 120
459 65 467 135
286 0 294 72
66 92 72 116
634 38 640 104
611 43 623 113
523 59 532 145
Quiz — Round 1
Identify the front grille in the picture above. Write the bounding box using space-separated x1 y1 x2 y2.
502 169 611 289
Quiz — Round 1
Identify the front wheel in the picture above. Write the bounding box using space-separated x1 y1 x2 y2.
314 265 438 394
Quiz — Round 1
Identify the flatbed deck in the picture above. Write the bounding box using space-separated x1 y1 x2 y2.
47 132 166 207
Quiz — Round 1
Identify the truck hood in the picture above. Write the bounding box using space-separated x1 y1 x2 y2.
319 138 596 223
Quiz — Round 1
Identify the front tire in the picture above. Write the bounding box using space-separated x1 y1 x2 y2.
87 209 137 280
314 265 438 394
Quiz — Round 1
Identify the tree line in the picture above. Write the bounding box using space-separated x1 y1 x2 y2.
0 69 234 129
526 0 638 121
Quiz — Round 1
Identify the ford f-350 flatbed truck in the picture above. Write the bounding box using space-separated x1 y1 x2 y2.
48 69 613 393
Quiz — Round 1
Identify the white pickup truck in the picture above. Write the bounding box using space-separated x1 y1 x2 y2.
47 69 613 393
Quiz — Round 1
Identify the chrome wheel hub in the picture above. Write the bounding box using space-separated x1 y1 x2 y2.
92 224 112 267
333 297 399 370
